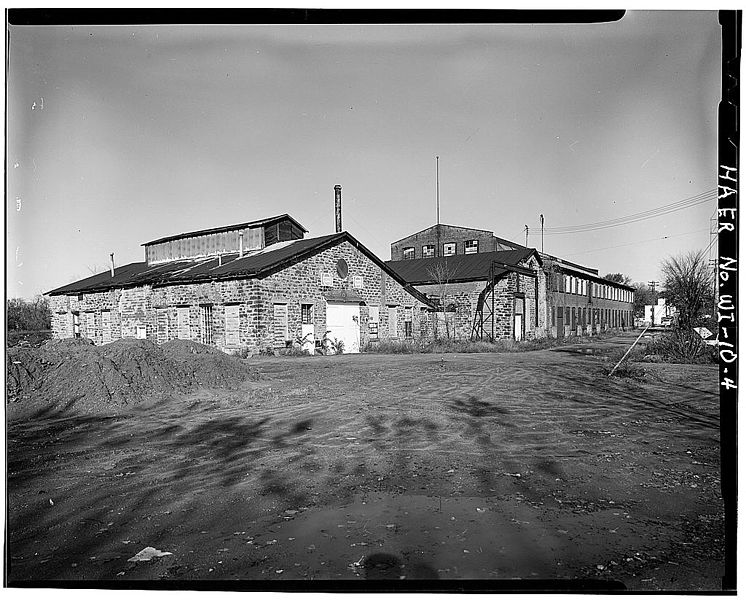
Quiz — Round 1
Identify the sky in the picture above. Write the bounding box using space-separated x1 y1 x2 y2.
7 11 721 299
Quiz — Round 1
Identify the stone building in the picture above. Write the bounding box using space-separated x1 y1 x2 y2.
389 223 635 339
387 248 546 341
47 214 433 354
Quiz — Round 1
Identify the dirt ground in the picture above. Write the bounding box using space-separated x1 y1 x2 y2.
6 332 724 591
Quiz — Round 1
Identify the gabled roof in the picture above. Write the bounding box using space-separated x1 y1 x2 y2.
391 223 523 251
47 232 434 308
390 223 495 246
539 252 599 276
142 214 308 246
386 248 541 285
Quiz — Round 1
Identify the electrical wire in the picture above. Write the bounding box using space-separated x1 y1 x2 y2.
541 189 717 235
561 228 710 257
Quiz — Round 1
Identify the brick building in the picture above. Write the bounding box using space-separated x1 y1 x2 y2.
391 224 521 261
542 256 635 337
389 223 634 339
47 214 433 354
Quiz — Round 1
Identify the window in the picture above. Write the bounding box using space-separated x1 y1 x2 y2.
388 306 398 337
464 240 479 254
301 303 313 325
404 307 413 338
422 244 435 258
199 305 213 345
564 275 571 293
443 242 456 257
403 247 415 260
369 306 379 338
336 259 349 279
353 275 364 289
225 305 240 346
156 308 169 344
177 307 190 339
102 310 112 344
136 324 147 339
273 303 288 345
83 312 96 341
551 306 556 326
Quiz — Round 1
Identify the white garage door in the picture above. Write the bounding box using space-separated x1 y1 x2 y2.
326 302 360 354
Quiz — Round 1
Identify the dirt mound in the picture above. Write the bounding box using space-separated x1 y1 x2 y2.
161 339 227 356
7 338 258 417
161 339 253 387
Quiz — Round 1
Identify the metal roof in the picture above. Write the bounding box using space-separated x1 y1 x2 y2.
142 214 308 246
386 248 540 285
47 232 435 308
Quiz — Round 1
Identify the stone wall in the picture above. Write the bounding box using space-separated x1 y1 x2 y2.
413 281 483 340
257 240 428 351
412 254 547 341
47 239 429 353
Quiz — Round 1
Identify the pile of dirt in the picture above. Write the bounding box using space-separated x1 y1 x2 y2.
6 338 258 415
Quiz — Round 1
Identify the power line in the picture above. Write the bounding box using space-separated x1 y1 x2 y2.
542 189 716 235
544 189 715 231
562 228 709 258
703 232 718 255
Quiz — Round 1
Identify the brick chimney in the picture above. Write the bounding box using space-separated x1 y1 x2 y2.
334 185 342 233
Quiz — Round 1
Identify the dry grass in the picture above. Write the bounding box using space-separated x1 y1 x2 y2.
363 335 572 355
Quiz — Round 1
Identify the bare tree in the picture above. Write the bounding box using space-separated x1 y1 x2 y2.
660 250 714 331
427 260 456 340
603 272 632 286
631 282 654 317
7 296 51 331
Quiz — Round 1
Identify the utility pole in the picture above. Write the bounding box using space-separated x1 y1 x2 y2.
540 214 544 253
709 211 718 318
524 224 529 247
436 155 440 226
436 155 440 257
648 280 659 325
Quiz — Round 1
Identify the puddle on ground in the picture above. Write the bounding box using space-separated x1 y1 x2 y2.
552 347 604 355
253 492 599 580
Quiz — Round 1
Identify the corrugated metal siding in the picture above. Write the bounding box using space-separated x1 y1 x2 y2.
145 226 267 264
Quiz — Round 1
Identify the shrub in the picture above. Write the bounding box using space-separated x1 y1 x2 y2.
278 346 313 357
606 359 647 380
644 329 716 364
363 336 572 355
7 296 51 331
6 330 53 348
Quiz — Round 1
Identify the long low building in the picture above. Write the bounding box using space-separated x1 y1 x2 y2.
47 214 434 354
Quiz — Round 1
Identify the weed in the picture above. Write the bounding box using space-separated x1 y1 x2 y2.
363 335 572 355
643 329 716 364
278 346 312 357
606 360 647 380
